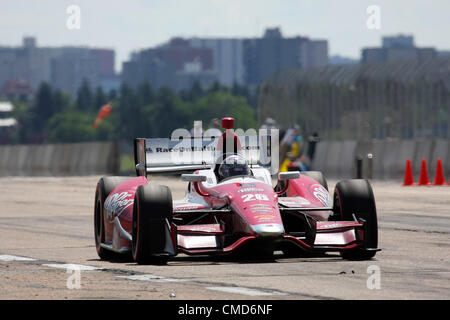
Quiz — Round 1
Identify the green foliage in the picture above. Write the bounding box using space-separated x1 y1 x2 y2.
189 90 257 129
10 81 258 144
76 80 94 112
47 111 95 143
47 111 115 143
93 87 107 110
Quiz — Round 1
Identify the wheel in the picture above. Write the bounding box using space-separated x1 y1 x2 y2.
301 171 328 191
94 176 130 260
332 179 378 260
132 184 174 265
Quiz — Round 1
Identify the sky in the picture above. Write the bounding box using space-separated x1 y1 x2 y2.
1 0 449 72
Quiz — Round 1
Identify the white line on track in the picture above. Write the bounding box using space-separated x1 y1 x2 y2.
0 255 36 262
117 275 290 296
117 274 191 283
42 263 103 271
206 286 288 296
1 254 290 297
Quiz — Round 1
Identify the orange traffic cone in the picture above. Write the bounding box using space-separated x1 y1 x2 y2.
403 159 415 186
433 158 445 185
418 158 430 186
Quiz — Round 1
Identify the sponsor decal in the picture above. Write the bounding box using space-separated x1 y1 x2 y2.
180 225 221 233
146 146 260 154
254 215 277 221
104 192 134 218
239 183 256 188
174 205 206 211
249 204 272 209
318 222 347 229
238 187 265 193
251 210 274 214
146 145 216 153
311 184 332 206
174 202 206 211
280 197 311 206
241 193 270 202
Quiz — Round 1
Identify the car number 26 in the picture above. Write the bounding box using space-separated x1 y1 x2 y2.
241 194 269 202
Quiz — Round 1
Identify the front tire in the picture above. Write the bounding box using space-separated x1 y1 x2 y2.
333 179 378 260
94 176 129 260
132 184 173 265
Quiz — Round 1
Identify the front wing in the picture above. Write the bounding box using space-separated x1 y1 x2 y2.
170 214 368 256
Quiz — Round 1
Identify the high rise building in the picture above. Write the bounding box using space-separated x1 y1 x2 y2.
121 38 218 92
362 35 437 63
189 38 245 86
243 28 328 85
0 37 117 97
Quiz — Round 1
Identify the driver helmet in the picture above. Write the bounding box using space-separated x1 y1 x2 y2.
218 154 250 180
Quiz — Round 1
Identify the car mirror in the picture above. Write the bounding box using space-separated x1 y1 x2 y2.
278 171 300 181
181 174 207 182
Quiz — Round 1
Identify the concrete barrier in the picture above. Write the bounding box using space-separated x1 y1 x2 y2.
0 139 448 179
49 143 63 175
84 143 101 175
371 140 387 179
0 145 12 176
381 140 401 179
24 145 38 176
0 142 120 177
338 141 357 179
307 138 450 180
395 140 417 179
324 141 343 177
40 144 55 176
311 141 329 173
69 143 84 175
31 144 47 176
15 145 29 176
5 145 19 176
430 139 450 178
412 139 435 177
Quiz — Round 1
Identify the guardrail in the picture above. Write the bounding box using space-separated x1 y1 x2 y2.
0 142 120 176
310 139 450 180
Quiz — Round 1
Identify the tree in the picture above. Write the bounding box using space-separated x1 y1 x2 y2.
34 82 54 124
53 89 72 112
76 80 93 112
93 87 107 110
47 111 96 143
180 81 204 102
138 82 154 106
116 84 141 139
29 82 56 142
145 86 189 137
191 90 257 129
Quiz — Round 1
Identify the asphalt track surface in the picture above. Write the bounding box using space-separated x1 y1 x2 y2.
0 176 449 300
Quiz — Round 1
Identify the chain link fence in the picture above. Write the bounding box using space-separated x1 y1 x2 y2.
258 57 450 141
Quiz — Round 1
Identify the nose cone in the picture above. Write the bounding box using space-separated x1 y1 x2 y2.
251 223 285 237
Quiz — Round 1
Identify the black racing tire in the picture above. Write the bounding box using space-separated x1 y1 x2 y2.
94 176 130 260
132 184 173 265
301 171 328 191
332 179 378 260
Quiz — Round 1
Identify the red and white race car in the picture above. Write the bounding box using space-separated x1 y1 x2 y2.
94 117 379 264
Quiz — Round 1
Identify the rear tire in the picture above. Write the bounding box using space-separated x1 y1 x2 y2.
301 171 328 191
94 176 130 260
333 179 378 260
132 184 173 265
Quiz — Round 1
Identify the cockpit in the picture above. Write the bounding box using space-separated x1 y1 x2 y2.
216 154 251 182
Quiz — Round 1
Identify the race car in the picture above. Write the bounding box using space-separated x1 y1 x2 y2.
94 117 379 264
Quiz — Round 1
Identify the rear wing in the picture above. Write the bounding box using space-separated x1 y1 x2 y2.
134 130 278 176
